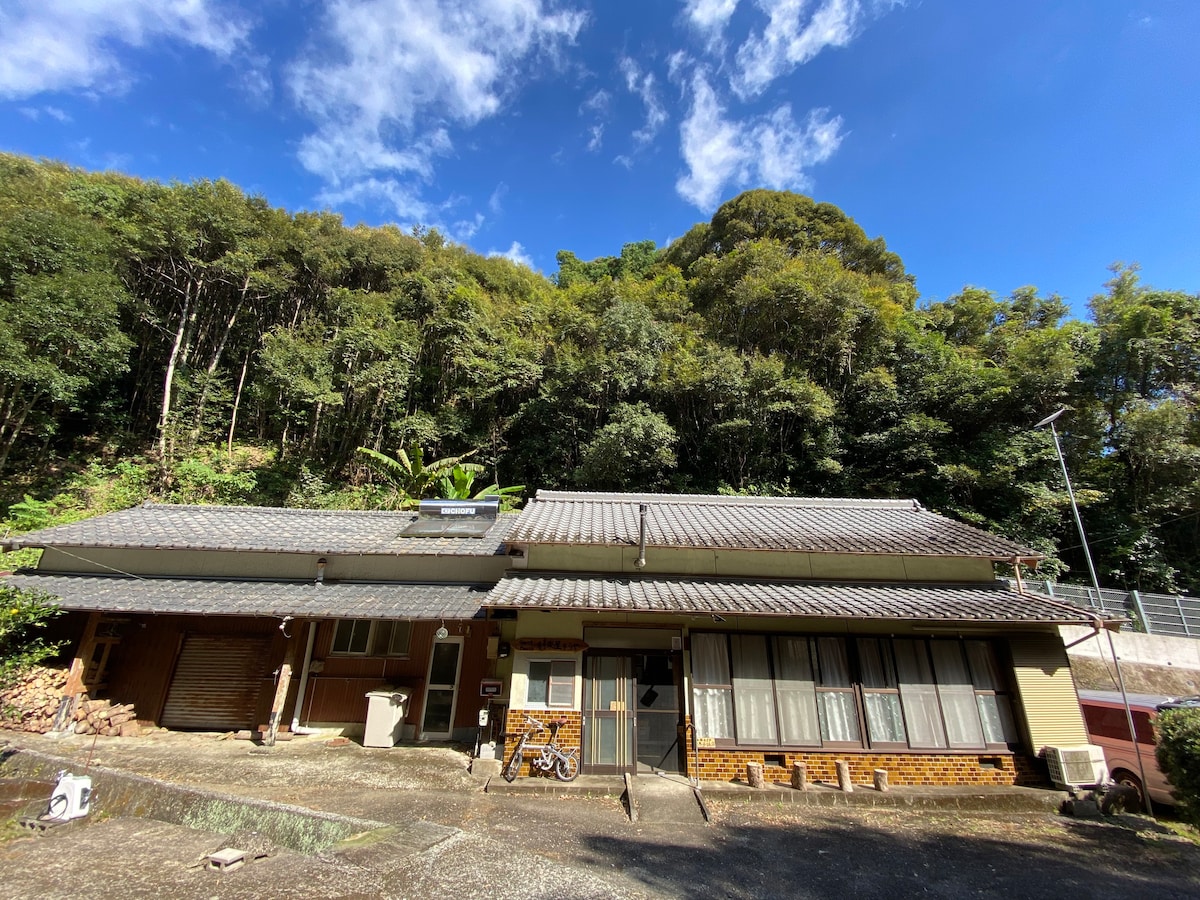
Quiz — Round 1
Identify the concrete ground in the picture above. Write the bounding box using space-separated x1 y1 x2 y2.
2 729 1199 899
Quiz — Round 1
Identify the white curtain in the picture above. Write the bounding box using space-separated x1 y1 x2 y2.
815 638 860 742
732 635 777 743
773 637 820 745
894 639 947 748
691 633 733 739
858 639 905 743
930 641 984 748
966 640 1018 744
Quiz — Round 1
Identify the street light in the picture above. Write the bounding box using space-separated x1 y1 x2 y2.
1035 407 1154 816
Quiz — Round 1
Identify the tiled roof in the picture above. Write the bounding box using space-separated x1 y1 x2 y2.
4 572 489 619
505 491 1039 559
1 503 518 557
485 574 1095 625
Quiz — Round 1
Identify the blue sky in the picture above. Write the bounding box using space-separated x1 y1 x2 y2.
2 0 1197 315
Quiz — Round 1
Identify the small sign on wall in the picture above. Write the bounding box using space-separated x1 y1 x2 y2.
480 679 503 697
512 638 589 652
696 737 716 749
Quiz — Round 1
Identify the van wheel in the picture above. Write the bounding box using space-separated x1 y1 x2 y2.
1102 771 1143 814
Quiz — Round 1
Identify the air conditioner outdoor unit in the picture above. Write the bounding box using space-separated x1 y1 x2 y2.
1043 745 1108 789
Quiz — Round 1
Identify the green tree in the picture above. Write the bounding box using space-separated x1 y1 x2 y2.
1156 707 1200 824
0 584 62 689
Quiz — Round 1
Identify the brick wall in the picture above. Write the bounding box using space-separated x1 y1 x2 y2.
502 707 1049 787
503 707 583 778
690 747 1031 786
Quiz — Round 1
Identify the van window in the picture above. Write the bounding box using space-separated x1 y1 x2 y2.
1082 704 1155 744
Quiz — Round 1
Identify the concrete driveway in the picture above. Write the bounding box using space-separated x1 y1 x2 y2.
2 730 1198 899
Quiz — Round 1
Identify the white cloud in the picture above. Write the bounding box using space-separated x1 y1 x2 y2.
587 124 605 152
683 0 740 45
489 183 509 215
619 57 669 146
0 0 251 99
316 177 434 223
676 69 842 210
289 0 588 191
733 0 868 98
581 89 611 115
488 241 534 268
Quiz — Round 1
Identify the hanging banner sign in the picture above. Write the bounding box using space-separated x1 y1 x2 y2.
512 638 589 653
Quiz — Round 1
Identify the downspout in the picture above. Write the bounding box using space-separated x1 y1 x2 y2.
290 557 328 735
290 620 320 735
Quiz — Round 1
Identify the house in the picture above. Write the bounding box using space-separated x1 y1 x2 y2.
3 490 1101 788
487 491 1099 786
2 501 515 742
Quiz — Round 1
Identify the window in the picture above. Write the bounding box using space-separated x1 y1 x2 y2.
332 620 371 654
689 633 1017 752
691 633 734 739
527 660 575 707
330 620 412 656
857 639 905 745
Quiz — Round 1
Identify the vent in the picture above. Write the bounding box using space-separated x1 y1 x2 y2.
1043 745 1108 789
400 498 500 538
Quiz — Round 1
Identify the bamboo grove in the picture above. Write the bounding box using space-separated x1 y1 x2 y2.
1 154 1197 591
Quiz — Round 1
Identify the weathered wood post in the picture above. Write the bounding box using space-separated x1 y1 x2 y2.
836 760 854 792
873 769 889 792
265 624 302 747
791 761 808 791
50 612 101 733
746 761 765 789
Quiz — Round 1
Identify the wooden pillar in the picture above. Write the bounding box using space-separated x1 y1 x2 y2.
873 768 889 792
265 626 302 747
746 761 765 789
50 612 101 733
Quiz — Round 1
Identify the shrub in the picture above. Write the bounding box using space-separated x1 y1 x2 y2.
1156 707 1200 824
0 584 63 689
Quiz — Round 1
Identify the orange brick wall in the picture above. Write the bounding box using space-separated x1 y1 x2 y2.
690 747 1027 786
502 707 583 778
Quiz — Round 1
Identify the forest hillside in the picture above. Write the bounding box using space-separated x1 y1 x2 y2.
1 154 1197 592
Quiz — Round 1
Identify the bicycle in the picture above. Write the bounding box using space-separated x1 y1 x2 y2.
502 714 580 782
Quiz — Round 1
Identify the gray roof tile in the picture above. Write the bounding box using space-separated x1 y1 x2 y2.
506 491 1038 558
2 503 518 557
5 572 489 619
485 573 1094 624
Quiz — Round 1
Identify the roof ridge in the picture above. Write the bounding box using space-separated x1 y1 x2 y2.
140 502 419 518
533 491 920 509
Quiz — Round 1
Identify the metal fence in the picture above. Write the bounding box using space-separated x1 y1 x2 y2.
1009 579 1200 638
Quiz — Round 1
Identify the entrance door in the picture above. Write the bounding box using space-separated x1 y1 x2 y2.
584 655 634 774
421 636 463 739
634 652 683 773
584 651 683 774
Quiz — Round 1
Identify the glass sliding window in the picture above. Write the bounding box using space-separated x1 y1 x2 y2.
857 638 906 745
527 659 575 707
930 641 985 748
690 633 734 740
965 640 1019 744
893 639 947 748
731 635 777 743
772 636 820 745
814 638 860 743
370 621 413 657
331 619 370 654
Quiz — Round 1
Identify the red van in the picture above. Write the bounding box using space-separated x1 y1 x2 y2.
1077 689 1181 808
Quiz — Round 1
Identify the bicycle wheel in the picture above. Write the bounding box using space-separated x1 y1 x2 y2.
502 748 524 783
555 751 579 782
